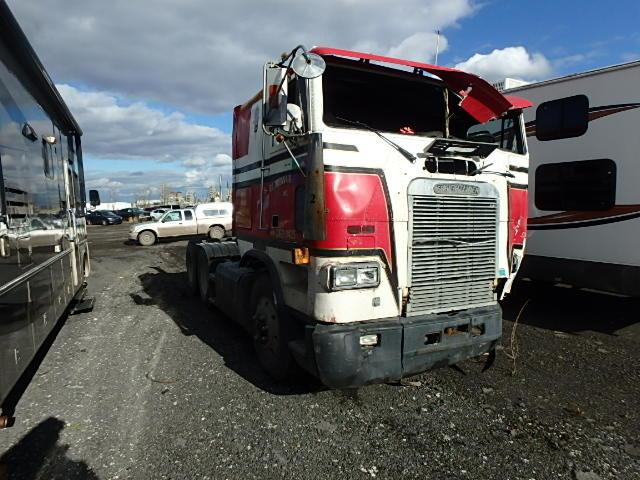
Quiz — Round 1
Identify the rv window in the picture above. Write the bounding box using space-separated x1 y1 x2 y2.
466 113 524 154
535 95 588 141
42 140 54 179
535 159 616 211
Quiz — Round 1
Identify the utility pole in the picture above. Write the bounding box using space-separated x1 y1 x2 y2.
434 30 440 65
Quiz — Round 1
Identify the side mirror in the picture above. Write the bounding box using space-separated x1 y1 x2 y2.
89 189 101 207
291 52 325 79
263 66 288 127
535 94 588 141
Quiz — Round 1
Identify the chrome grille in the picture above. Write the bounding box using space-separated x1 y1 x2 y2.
407 191 498 315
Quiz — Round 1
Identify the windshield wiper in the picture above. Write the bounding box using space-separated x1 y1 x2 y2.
336 116 417 163
470 162 515 178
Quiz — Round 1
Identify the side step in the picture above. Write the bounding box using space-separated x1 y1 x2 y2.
71 296 95 315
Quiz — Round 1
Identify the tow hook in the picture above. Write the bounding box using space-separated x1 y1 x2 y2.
482 348 497 372
0 415 15 429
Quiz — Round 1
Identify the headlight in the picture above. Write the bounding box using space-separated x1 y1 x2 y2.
329 262 380 291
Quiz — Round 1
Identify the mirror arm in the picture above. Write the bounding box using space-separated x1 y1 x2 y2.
272 45 310 100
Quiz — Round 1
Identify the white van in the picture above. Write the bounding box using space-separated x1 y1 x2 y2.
129 202 233 246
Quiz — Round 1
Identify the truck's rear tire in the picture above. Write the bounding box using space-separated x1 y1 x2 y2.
197 248 212 302
137 230 156 246
186 241 199 295
250 275 293 380
208 225 225 240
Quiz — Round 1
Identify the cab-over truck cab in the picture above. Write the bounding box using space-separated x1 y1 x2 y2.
188 46 532 388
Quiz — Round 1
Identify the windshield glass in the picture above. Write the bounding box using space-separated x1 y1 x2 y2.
321 59 524 153
467 113 525 154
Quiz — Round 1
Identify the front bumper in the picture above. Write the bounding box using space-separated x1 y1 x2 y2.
293 305 501 389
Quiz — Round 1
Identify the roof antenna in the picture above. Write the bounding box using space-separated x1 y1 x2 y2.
434 30 440 65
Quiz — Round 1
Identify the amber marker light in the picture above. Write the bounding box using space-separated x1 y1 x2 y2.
293 247 310 265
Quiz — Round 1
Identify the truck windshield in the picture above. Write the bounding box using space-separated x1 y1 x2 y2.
467 114 525 154
321 59 524 153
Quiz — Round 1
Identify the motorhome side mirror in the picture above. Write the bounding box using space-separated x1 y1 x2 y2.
535 94 589 141
263 66 288 127
89 189 101 207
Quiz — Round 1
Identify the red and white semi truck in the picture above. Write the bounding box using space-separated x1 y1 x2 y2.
187 46 532 388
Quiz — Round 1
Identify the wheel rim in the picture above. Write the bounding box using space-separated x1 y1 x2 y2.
209 226 224 239
141 232 153 244
254 297 279 353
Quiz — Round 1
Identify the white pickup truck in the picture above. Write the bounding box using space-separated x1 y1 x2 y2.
129 202 232 246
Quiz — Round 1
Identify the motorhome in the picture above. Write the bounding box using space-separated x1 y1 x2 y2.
187 45 532 388
0 0 90 426
505 61 640 296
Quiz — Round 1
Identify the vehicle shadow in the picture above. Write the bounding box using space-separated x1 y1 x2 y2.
502 280 640 336
135 266 324 396
123 235 208 247
0 417 99 480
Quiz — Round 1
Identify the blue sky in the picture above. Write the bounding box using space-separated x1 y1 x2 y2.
445 0 640 73
9 0 640 202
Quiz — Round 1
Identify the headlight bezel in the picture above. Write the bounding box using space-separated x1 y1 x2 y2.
328 262 380 291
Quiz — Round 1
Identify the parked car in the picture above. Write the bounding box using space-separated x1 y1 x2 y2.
116 207 146 221
149 208 169 221
129 202 232 246
86 210 123 225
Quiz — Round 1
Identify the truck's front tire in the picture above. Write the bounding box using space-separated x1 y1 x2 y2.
185 241 199 294
197 248 213 302
250 275 293 380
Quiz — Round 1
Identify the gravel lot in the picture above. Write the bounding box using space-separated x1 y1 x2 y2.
1 223 639 480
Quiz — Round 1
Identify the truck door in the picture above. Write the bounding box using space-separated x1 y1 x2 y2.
157 210 184 237
182 209 198 235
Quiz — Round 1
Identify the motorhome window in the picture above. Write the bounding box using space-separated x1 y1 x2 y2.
536 95 588 141
466 114 524 154
184 210 193 220
42 140 54 178
535 159 616 211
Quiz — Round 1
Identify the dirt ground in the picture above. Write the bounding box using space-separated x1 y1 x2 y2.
1 223 639 480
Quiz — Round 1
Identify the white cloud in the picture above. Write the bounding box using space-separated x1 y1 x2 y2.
454 46 552 82
87 178 124 189
57 84 231 164
9 0 475 114
387 32 449 64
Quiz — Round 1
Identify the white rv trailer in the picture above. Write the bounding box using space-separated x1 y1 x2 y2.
505 60 640 296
